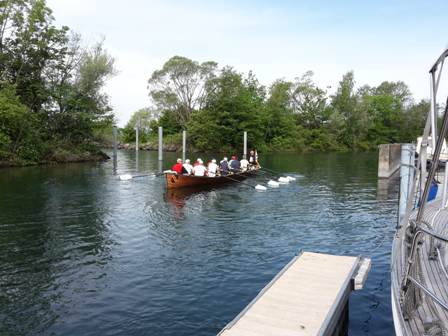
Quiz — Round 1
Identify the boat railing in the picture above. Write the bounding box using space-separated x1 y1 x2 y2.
401 223 448 313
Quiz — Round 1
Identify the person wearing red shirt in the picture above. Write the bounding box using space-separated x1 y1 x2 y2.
171 158 184 174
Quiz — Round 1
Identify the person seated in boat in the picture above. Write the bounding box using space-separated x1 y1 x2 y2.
229 155 241 173
171 158 184 174
240 156 249 172
193 159 207 176
207 159 218 177
220 157 229 176
182 159 193 175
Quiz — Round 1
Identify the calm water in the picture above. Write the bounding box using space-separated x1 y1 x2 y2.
0 151 397 335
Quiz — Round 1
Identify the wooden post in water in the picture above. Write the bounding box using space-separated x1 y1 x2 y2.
112 126 117 158
158 126 163 161
243 131 247 159
135 119 139 151
182 130 186 162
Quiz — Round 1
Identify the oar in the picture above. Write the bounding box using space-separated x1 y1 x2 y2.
260 166 281 175
222 174 267 191
118 172 164 180
259 167 297 182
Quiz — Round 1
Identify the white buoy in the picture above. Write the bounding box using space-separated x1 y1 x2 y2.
268 180 280 187
255 184 267 191
287 176 296 181
119 174 133 181
278 177 289 184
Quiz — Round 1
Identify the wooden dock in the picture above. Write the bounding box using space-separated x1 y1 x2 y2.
218 251 371 336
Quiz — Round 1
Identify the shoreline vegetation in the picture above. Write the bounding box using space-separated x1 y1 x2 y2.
121 57 430 155
1 1 429 168
0 0 115 168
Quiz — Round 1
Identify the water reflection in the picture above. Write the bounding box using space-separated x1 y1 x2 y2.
0 150 396 336
0 164 115 335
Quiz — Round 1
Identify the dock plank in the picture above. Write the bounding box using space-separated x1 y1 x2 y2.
218 252 360 336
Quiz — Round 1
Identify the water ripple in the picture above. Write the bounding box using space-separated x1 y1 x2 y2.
0 151 396 335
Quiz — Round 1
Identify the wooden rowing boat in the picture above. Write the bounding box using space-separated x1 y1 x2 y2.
165 169 259 189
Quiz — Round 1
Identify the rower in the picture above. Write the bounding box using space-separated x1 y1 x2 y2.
220 157 229 176
240 156 249 172
248 149 259 169
171 158 184 174
229 155 241 173
193 159 207 176
208 159 218 177
183 159 193 175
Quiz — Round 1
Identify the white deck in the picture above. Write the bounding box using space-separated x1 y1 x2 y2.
219 252 365 336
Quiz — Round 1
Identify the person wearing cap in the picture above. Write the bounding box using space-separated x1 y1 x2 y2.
220 157 229 176
193 159 207 176
207 159 218 177
171 158 184 174
183 159 193 175
229 155 241 173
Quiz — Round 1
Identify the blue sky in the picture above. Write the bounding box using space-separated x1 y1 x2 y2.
47 0 448 126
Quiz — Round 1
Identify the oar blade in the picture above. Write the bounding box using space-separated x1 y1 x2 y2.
255 184 267 191
119 174 133 181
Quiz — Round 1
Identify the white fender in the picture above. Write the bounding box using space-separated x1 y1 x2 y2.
119 174 133 181
287 176 296 181
255 184 267 191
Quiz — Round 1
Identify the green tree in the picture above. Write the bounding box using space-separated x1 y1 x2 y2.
46 40 116 144
0 0 69 112
0 0 117 164
187 68 266 152
148 56 217 127
0 84 41 161
330 71 359 148
291 71 328 129
364 81 412 145
121 107 159 143
401 99 429 141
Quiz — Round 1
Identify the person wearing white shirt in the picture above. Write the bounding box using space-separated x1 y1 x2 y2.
207 159 218 177
240 157 249 171
182 159 193 175
193 159 207 176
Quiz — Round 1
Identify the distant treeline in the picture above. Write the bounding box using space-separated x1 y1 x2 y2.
122 56 429 153
0 0 115 165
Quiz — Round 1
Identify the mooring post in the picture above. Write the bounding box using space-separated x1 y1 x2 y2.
398 144 415 226
112 126 117 158
243 131 247 159
182 130 186 162
135 119 139 152
112 126 118 173
158 126 163 161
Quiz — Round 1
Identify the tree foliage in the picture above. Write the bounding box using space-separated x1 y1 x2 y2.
139 57 430 153
147 56 217 127
0 0 116 164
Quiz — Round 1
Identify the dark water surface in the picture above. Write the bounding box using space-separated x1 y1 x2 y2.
0 151 397 335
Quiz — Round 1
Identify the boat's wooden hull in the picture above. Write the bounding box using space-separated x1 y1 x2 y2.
165 169 258 189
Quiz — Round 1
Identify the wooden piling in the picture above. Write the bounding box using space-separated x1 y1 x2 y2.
158 126 163 161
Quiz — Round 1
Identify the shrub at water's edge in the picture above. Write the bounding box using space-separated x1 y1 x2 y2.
0 0 115 167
